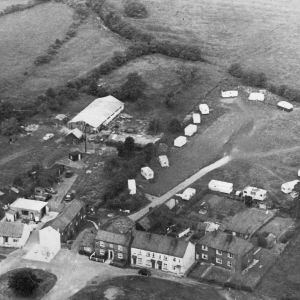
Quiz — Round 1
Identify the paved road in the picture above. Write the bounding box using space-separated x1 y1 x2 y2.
129 155 231 221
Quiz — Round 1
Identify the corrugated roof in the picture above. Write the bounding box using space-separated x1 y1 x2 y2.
96 230 131 246
199 231 253 255
69 96 124 129
10 198 48 211
132 231 189 258
0 222 25 238
49 199 84 232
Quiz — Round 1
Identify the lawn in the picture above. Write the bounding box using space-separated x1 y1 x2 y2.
0 268 57 300
0 2 73 99
0 0 32 11
70 276 225 300
108 0 300 89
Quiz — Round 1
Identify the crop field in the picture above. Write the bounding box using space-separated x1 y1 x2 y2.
109 0 300 89
0 2 73 99
0 0 31 10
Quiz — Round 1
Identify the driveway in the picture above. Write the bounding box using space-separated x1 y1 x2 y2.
129 155 231 221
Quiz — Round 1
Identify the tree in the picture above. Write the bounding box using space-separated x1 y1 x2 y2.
148 118 161 134
45 87 56 98
9 269 41 297
124 2 148 19
122 136 135 158
13 176 23 188
88 79 99 96
257 233 268 248
0 102 14 122
143 143 155 163
167 118 182 133
0 117 19 136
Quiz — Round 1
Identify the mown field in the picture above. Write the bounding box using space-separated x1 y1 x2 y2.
0 0 31 10
108 0 300 89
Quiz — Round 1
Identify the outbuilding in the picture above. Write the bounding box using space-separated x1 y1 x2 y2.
281 180 299 194
248 92 265 101
221 90 238 98
199 104 209 115
184 124 197 137
243 186 267 201
208 180 233 194
128 179 137 195
69 150 82 161
158 155 169 168
141 167 154 180
277 101 293 112
180 188 196 201
39 226 61 257
0 222 31 248
174 136 187 147
192 113 201 124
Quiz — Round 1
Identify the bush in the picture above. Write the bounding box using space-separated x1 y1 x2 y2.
124 1 148 19
34 55 52 65
0 117 19 136
168 118 182 133
148 119 161 134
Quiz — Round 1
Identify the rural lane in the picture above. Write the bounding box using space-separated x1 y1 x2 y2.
129 155 231 221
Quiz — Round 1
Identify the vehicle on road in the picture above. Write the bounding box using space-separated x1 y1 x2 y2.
64 190 75 202
65 170 74 178
43 133 54 141
45 187 57 194
138 268 151 276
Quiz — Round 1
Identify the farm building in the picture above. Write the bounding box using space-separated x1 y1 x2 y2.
158 155 169 168
184 124 197 137
192 113 201 124
65 128 83 143
174 136 187 147
179 188 196 201
38 226 61 260
69 150 82 161
141 167 154 180
128 179 136 195
248 92 265 101
221 90 238 98
68 96 124 132
165 198 178 210
0 222 31 248
199 104 209 115
243 186 267 201
208 180 233 194
7 198 48 222
277 101 293 112
281 180 299 194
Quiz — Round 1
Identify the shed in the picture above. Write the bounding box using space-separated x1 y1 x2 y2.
39 226 61 256
184 124 197 137
248 92 265 101
66 128 83 143
199 104 209 115
141 167 154 180
174 136 187 147
221 90 238 98
128 179 136 195
158 155 169 168
208 180 233 194
243 186 267 201
277 101 293 112
180 188 196 201
281 180 299 194
165 198 178 210
69 150 82 161
55 114 68 124
192 113 201 124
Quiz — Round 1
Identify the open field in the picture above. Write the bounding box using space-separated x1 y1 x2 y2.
0 0 31 10
70 276 225 300
108 0 300 89
0 2 73 98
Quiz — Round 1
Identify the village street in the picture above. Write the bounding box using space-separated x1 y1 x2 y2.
129 155 231 221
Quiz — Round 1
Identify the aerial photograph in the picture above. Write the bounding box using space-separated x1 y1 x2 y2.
0 0 300 299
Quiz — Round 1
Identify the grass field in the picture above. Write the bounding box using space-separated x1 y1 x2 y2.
70 276 224 300
108 0 300 89
0 0 31 10
0 2 73 99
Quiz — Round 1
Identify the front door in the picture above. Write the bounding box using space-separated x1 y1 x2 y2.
108 250 114 260
157 261 162 270
151 259 156 269
30 213 34 221
4 236 8 243
132 256 137 265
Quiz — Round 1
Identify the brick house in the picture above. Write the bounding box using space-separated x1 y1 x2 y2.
197 231 254 272
93 230 132 267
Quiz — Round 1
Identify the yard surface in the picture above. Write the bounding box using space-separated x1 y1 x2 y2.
70 276 225 300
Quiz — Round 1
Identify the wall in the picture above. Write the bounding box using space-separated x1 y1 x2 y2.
182 242 196 273
95 239 129 263
0 225 30 248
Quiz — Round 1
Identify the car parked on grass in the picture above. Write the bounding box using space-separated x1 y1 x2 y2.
45 187 57 194
65 170 74 178
138 268 151 276
64 190 75 202
42 133 54 141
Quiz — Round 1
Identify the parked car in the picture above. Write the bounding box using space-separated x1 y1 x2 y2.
64 190 75 202
43 133 54 141
65 170 74 178
138 269 151 277
45 187 57 194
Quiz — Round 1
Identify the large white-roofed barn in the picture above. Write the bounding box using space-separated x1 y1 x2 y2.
68 96 124 133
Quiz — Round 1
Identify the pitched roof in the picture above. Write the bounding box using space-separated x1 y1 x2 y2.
68 96 124 129
132 231 189 258
68 128 83 139
10 198 48 211
80 231 96 247
96 230 131 246
0 222 25 238
49 199 84 232
199 231 254 255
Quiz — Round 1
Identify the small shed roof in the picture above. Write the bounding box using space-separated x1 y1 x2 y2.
277 101 293 110
0 222 25 238
67 128 83 139
10 198 48 211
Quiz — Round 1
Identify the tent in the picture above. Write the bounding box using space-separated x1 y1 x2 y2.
184 124 197 137
277 101 293 112
248 92 265 101
221 90 238 98
192 113 201 124
199 104 209 115
208 180 233 194
128 179 136 195
158 155 169 168
174 136 187 147
141 167 154 180
281 180 299 194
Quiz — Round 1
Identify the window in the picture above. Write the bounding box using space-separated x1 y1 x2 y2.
216 258 222 264
201 254 208 260
164 256 168 261
146 252 150 257
99 241 105 247
137 258 142 264
173 258 176 262
227 253 233 258
227 261 232 267
118 245 123 252
118 253 123 259
173 266 177 270
13 239 18 242
109 243 113 248
216 250 222 256
201 245 208 251
21 210 28 216
100 249 105 255
163 263 168 269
